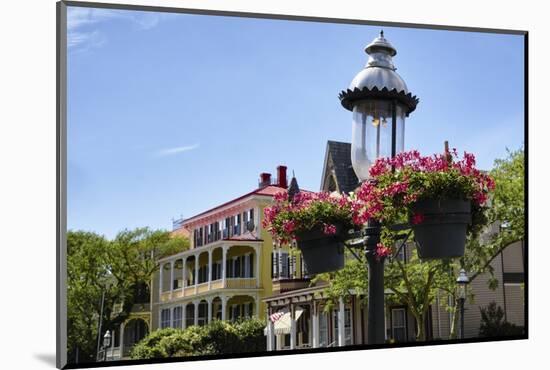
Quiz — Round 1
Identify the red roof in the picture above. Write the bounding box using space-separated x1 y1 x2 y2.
181 185 286 225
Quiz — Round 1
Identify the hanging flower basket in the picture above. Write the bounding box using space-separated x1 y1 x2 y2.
263 190 360 274
295 224 345 274
410 198 472 259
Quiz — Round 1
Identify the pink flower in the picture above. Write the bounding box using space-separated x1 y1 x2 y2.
323 223 337 235
282 220 296 234
273 191 288 202
411 213 425 225
375 243 391 260
473 192 488 205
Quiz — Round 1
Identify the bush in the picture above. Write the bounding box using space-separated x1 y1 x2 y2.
234 318 267 352
479 301 524 337
130 318 266 359
130 328 179 359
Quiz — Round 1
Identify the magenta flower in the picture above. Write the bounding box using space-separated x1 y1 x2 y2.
411 213 425 225
323 223 337 235
375 243 391 260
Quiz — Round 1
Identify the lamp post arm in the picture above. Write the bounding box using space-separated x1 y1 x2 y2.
390 229 413 261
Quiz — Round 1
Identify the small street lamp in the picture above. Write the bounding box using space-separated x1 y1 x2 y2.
339 31 418 345
102 330 112 361
456 269 470 339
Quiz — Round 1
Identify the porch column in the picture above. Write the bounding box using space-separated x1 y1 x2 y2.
312 301 319 348
182 257 187 293
266 306 275 351
169 260 175 299
194 254 199 294
159 263 164 298
194 300 199 326
207 297 213 324
338 297 345 347
221 295 228 321
290 303 296 350
208 249 213 289
119 323 125 359
222 245 228 288
182 304 187 330
254 246 260 287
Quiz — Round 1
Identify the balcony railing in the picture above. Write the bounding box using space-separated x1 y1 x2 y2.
225 278 256 289
159 278 258 301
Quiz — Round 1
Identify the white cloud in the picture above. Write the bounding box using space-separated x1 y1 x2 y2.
67 30 105 50
66 7 177 51
155 143 200 157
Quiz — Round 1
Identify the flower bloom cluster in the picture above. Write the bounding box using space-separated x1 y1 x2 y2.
323 223 337 235
263 149 495 245
263 190 358 244
375 243 392 260
352 150 496 229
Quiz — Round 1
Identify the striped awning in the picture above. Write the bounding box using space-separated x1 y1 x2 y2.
265 308 304 335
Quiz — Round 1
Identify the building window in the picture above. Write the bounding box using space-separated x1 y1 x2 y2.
224 217 230 238
198 302 208 326
391 308 407 342
197 265 208 284
215 221 221 241
212 261 222 280
271 251 290 279
161 308 171 329
173 306 183 329
243 211 248 230
207 224 213 244
233 214 241 235
249 208 254 226
185 305 195 328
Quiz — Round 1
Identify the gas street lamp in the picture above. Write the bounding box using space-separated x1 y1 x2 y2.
456 269 470 339
102 330 112 361
339 31 419 345
340 30 418 181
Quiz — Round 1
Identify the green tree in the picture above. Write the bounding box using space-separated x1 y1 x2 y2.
67 228 188 363
67 231 110 362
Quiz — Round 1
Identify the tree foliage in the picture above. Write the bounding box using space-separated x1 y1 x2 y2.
67 228 188 363
130 319 266 359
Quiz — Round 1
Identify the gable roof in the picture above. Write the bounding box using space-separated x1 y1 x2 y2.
320 140 360 194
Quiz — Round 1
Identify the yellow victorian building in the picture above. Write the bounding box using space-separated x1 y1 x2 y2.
150 165 308 333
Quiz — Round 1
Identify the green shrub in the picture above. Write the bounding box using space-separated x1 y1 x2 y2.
479 302 524 337
130 318 266 359
130 328 178 359
234 318 267 353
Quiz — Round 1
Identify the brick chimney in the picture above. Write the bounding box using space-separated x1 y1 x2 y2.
259 172 271 188
277 165 288 189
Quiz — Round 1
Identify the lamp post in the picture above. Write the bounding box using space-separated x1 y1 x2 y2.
102 330 112 361
339 31 418 345
456 269 470 339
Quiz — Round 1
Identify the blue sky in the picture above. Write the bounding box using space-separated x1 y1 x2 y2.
67 6 525 239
